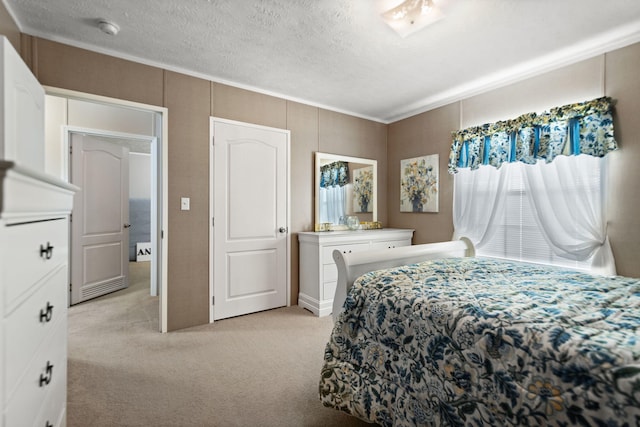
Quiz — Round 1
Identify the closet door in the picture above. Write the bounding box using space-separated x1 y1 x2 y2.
211 118 289 321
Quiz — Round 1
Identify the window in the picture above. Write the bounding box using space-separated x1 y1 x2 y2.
450 97 617 275
453 155 612 273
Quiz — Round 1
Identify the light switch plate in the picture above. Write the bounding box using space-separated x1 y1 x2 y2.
181 197 190 211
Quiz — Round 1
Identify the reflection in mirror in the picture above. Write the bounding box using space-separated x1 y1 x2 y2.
315 152 378 231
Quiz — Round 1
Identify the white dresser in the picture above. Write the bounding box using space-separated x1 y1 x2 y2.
0 163 75 427
298 228 414 317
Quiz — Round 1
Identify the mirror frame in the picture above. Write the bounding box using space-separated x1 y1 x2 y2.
314 152 377 231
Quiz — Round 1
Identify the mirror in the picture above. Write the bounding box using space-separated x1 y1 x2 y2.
314 152 378 231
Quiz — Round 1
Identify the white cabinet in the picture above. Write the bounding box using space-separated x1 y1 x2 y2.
0 36 69 427
0 36 45 171
1 162 76 427
298 229 414 317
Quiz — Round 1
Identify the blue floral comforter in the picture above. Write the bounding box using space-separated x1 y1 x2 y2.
319 257 640 426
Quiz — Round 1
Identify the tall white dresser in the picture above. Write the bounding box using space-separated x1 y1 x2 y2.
0 35 75 427
0 162 75 426
298 228 414 317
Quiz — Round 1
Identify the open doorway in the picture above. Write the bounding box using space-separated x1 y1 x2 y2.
68 130 156 305
44 87 168 332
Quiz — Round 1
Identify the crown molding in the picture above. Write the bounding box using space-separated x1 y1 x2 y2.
7 0 640 125
20 29 388 124
384 20 640 123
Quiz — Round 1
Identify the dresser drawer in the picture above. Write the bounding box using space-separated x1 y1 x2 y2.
34 372 67 427
322 243 368 264
4 318 67 427
370 239 411 251
4 265 68 396
298 230 414 317
2 218 68 309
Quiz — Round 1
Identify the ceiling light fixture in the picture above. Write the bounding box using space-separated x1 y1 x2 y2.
97 19 120 36
381 0 445 38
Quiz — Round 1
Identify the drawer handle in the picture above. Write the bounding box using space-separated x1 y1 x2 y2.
342 250 352 254
40 302 54 323
46 422 53 427
40 242 54 260
39 361 54 387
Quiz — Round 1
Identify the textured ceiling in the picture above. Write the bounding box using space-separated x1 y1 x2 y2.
4 0 640 123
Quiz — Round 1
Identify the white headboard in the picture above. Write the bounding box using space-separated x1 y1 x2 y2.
331 237 475 321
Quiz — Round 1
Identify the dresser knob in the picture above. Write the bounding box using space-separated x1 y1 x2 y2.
39 242 54 260
39 361 54 387
40 302 54 323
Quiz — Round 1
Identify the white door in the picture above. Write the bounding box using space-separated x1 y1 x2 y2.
70 133 130 304
211 118 289 321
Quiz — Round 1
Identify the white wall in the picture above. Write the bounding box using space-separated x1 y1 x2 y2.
67 99 155 135
44 95 156 179
44 95 67 179
129 152 151 199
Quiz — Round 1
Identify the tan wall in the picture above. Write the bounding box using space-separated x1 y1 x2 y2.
3 2 637 329
387 104 459 244
11 34 387 330
0 6 19 52
386 42 640 278
286 102 320 302
604 43 640 277
318 110 389 227
163 71 212 330
460 56 604 128
31 38 164 106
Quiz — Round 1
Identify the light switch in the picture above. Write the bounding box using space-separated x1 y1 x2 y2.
181 197 190 211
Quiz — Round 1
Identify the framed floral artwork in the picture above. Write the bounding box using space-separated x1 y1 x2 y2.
352 166 373 213
400 154 439 213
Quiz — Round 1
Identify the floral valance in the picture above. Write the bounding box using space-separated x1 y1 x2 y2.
320 161 349 188
448 97 617 174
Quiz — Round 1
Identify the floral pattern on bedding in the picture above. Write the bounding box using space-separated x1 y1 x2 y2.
319 257 640 426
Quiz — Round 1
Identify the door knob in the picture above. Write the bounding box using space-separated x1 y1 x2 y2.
124 223 131 229
279 227 288 233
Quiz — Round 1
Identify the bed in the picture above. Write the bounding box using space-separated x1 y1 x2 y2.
319 239 640 426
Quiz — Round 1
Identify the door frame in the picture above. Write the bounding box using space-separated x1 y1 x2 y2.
44 86 169 333
208 117 291 323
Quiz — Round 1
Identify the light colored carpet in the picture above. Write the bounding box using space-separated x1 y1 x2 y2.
67 262 373 427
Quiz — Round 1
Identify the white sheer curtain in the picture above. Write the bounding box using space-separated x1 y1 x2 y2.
522 155 615 275
453 156 615 275
319 186 346 224
452 164 508 248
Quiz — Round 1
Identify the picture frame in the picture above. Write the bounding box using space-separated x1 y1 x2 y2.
352 166 373 213
400 154 439 213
